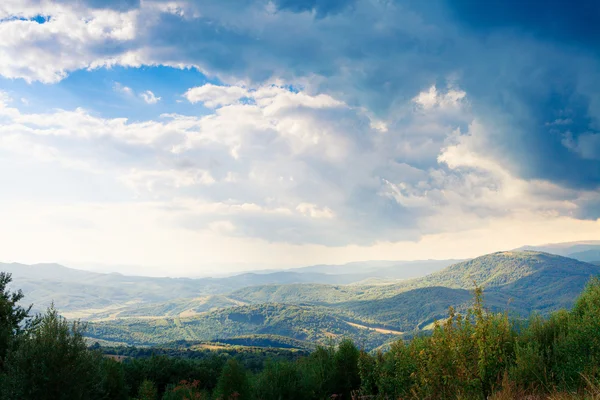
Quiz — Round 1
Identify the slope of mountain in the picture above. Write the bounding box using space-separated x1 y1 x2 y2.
84 251 600 348
517 241 600 260
344 252 600 327
1 259 447 316
566 249 600 263
288 259 462 278
230 283 361 305
412 251 592 289
206 335 315 350
226 251 600 306
335 286 520 332
87 303 399 349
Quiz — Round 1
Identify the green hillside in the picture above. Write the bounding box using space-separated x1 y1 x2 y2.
87 303 399 350
85 251 600 348
409 251 589 289
336 286 521 332
230 283 361 305
207 334 315 350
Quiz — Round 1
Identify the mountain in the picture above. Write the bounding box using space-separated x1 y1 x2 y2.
1 262 221 315
84 251 600 348
516 241 600 261
230 283 361 305
334 286 518 332
412 251 591 288
1 258 455 318
335 251 600 330
566 249 600 263
287 259 461 278
87 303 400 350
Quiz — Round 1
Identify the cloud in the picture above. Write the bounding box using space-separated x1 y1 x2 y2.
1 82 598 247
0 0 599 250
113 82 133 96
185 84 249 108
140 90 161 104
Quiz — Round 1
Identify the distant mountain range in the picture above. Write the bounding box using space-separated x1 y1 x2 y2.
516 240 600 262
3 241 600 351
0 258 458 317
86 250 600 350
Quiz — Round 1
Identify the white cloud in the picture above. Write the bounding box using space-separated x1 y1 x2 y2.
413 85 466 110
296 203 335 219
1 82 597 248
141 90 161 104
0 2 138 83
121 168 215 195
185 84 249 108
113 82 133 96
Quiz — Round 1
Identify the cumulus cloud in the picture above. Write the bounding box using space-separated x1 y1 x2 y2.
0 0 599 250
185 84 249 108
140 90 161 104
1 81 598 246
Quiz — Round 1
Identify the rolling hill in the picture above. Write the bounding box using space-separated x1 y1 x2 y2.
1 258 452 317
83 251 600 348
87 303 399 350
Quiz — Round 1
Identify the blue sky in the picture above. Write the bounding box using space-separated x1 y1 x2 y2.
0 0 599 276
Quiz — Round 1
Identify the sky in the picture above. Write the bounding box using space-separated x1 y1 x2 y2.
0 0 599 276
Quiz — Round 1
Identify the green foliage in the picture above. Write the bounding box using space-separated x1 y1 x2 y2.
253 361 305 400
1 306 104 400
123 354 224 397
137 379 158 400
162 380 206 400
99 358 128 400
333 339 360 398
0 272 38 371
215 358 251 400
374 341 416 398
87 252 600 348
2 267 600 400
88 303 397 350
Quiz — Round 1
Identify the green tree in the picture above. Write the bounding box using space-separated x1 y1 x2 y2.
137 379 158 400
333 339 360 398
162 380 205 400
2 305 103 400
215 358 251 400
0 272 38 371
99 358 128 400
253 360 304 400
357 350 377 396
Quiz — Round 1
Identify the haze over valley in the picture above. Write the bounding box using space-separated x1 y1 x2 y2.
3 240 598 351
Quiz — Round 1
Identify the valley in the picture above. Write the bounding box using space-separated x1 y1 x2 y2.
5 241 599 351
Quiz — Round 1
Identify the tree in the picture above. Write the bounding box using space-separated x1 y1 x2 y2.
333 339 360 398
215 358 250 400
0 272 38 371
2 305 104 400
99 358 128 400
136 379 158 400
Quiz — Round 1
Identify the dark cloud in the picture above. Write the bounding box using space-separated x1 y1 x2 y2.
446 0 600 52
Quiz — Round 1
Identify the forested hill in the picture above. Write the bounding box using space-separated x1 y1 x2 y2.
412 251 598 289
0 258 455 315
84 251 600 349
